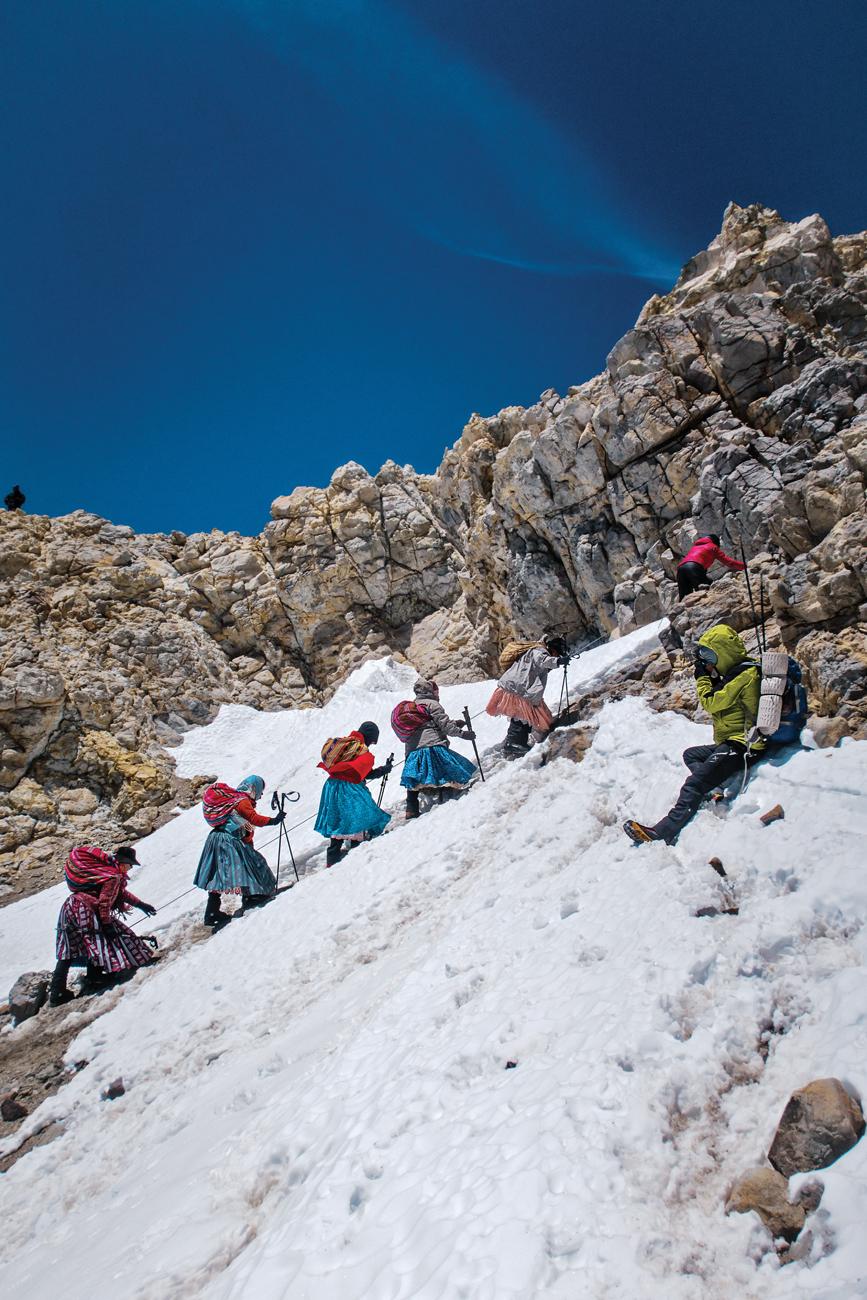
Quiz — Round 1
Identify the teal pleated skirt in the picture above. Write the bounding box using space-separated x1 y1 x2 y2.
401 745 476 790
194 828 276 894
314 778 391 840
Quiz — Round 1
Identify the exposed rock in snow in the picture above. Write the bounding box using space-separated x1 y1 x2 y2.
8 971 50 1023
1 203 864 898
726 1166 807 1241
0 1096 28 1122
768 1078 865 1177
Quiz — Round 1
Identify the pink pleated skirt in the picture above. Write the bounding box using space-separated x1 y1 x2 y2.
486 687 553 732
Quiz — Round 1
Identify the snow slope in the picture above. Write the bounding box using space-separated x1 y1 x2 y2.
1 622 866 1299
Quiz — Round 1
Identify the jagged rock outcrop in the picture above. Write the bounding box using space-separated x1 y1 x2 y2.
1 203 865 900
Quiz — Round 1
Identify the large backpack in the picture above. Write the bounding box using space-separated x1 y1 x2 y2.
498 640 541 673
754 652 808 744
391 700 430 742
202 782 243 828
320 735 366 770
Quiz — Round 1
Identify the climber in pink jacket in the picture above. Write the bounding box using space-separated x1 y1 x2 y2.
677 533 745 598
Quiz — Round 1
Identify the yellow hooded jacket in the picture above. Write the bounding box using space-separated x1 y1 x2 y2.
695 624 765 750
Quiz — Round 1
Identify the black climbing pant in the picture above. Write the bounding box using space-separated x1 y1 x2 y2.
677 561 712 599
326 838 345 867
652 742 758 844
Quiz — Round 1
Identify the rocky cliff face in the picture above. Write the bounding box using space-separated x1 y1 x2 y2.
1 203 865 899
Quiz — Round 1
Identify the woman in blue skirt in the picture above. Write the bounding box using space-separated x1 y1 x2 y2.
400 679 476 819
194 775 283 926
315 722 392 866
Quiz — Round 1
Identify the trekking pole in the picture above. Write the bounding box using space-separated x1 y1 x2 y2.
271 790 301 886
462 706 485 782
759 573 768 653
280 818 299 883
377 754 394 809
557 665 567 718
739 543 762 652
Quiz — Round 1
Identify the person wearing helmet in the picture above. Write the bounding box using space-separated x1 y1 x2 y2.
315 721 392 866
194 774 282 927
677 532 745 598
49 843 157 1005
486 633 569 755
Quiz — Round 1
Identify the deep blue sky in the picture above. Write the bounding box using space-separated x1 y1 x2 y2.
2 0 864 535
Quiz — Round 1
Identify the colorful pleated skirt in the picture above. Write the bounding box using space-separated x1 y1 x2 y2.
314 777 391 841
56 893 155 972
486 686 553 733
193 828 277 895
401 745 476 791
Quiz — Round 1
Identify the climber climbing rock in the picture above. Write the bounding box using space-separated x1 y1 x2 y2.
677 533 745 598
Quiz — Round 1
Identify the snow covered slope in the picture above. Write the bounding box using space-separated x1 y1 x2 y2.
1 623 866 1299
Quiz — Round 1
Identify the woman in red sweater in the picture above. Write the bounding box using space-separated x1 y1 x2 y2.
314 722 392 866
677 534 745 598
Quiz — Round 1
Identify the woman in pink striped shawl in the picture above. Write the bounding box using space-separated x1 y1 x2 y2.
49 844 157 1006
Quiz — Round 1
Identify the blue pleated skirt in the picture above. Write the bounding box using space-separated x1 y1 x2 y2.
193 829 277 894
401 745 476 791
314 778 391 840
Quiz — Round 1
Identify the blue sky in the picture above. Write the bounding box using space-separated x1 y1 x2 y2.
2 0 864 534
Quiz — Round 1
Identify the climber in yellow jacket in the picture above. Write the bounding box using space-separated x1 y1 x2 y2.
624 624 765 845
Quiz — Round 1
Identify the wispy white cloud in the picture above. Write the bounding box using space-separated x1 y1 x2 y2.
211 0 680 282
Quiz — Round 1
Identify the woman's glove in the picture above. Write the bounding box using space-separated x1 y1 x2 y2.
269 810 286 825
462 727 476 741
138 902 157 917
556 653 570 667
368 756 395 781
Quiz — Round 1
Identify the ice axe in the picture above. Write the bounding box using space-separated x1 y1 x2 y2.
270 789 301 885
462 706 485 781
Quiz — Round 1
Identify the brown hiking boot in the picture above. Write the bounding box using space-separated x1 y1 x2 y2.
623 820 661 846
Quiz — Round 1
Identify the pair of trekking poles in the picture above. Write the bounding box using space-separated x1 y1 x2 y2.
269 789 302 886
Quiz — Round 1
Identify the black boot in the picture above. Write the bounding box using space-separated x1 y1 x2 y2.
204 891 231 929
503 720 531 754
79 963 113 995
48 960 75 1007
326 838 345 867
405 790 421 819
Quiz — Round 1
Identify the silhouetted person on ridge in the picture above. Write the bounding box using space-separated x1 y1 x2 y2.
4 484 25 511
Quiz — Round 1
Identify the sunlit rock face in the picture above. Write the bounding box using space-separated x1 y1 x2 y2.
1 203 864 897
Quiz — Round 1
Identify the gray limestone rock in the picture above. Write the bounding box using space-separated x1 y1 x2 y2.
8 971 51 1023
